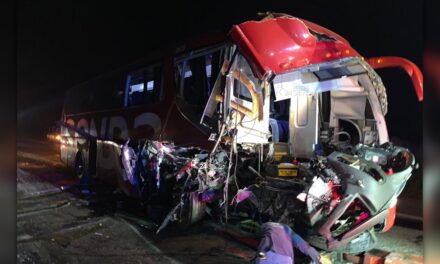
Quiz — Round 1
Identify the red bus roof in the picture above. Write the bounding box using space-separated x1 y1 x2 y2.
229 15 360 79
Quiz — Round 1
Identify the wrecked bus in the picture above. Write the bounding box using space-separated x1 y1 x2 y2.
60 13 423 253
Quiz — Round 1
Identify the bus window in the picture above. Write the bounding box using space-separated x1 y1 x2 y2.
92 73 125 111
126 63 163 107
64 71 126 115
175 46 225 107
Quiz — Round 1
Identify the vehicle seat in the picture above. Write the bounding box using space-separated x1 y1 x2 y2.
269 118 289 143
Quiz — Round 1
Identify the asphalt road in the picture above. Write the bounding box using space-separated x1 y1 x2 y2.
16 139 423 263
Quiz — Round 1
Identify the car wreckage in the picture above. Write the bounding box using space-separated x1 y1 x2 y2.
60 13 423 253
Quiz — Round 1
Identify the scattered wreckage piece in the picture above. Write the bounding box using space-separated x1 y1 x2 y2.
119 136 415 254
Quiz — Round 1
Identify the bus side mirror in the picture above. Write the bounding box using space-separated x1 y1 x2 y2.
366 56 423 102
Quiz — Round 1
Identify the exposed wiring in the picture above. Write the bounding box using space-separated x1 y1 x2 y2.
210 121 227 158
233 110 240 191
222 111 235 223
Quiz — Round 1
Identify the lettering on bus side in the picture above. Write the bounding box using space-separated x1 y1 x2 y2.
64 113 162 171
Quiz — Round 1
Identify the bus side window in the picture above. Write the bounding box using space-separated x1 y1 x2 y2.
126 63 163 107
92 73 125 111
175 47 224 107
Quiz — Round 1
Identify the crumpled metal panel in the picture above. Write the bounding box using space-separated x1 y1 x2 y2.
229 16 360 79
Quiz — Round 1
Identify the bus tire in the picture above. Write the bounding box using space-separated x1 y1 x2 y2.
74 151 85 180
75 150 94 192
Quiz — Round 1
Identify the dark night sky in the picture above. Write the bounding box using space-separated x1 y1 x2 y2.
17 0 423 145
